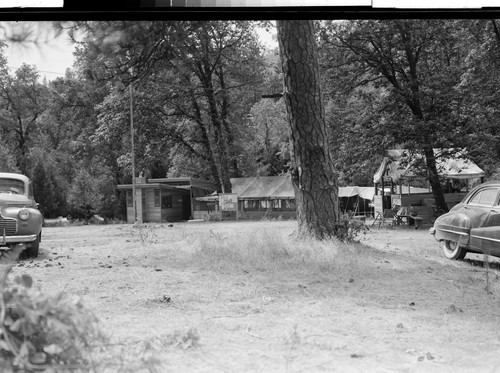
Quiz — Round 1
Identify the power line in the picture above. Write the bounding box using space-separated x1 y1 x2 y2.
8 65 65 76
38 69 65 76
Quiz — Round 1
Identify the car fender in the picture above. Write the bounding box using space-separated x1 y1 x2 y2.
1 206 43 235
433 211 472 247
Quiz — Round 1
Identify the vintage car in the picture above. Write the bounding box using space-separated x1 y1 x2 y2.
430 181 500 260
0 172 43 258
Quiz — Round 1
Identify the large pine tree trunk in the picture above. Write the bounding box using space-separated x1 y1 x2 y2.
277 20 343 239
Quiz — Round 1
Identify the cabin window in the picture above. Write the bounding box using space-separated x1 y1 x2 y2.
243 200 259 210
260 200 270 209
154 189 161 207
162 195 173 208
272 199 281 209
283 200 296 210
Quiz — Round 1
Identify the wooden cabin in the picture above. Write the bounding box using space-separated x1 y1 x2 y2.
117 177 217 223
196 175 375 220
373 149 485 224
232 175 297 220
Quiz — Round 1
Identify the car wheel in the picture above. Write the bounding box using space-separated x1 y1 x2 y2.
443 240 467 260
24 234 40 258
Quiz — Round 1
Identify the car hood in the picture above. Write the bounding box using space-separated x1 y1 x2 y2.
0 194 33 209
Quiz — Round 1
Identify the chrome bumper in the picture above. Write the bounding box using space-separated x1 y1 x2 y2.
0 234 37 245
429 227 436 235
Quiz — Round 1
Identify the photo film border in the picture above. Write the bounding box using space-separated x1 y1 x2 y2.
1 0 500 21
138 0 373 6
11 0 500 8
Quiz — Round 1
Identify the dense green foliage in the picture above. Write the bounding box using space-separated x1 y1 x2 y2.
1 20 500 218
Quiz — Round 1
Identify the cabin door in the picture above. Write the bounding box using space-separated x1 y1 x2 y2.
182 195 191 220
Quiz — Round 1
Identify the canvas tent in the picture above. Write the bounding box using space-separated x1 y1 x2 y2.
338 186 375 216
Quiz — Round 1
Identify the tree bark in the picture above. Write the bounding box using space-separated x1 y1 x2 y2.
422 145 448 213
277 20 342 239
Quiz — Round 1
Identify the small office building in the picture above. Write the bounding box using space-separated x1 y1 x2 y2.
117 176 217 223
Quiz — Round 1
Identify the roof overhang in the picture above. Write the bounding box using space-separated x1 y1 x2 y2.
373 149 485 184
117 183 188 191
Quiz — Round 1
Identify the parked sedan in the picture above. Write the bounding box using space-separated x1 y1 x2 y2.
0 172 43 258
430 181 500 260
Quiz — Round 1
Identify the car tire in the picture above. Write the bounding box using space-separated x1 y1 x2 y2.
24 234 40 258
443 240 467 260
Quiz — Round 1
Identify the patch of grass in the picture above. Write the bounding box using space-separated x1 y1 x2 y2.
194 228 366 276
130 223 161 245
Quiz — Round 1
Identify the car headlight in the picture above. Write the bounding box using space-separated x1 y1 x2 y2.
18 209 31 221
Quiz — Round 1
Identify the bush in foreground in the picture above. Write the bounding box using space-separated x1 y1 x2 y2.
0 245 105 372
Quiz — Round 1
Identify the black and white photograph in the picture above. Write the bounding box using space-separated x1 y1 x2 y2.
0 2 500 372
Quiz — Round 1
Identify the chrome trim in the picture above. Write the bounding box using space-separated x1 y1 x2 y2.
18 209 31 221
0 234 37 245
470 235 500 244
437 228 469 236
0 214 17 235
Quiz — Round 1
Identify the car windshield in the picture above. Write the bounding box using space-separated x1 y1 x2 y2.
0 179 25 195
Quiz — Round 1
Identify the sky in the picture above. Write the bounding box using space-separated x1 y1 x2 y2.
6 37 75 81
5 23 277 82
5 22 76 81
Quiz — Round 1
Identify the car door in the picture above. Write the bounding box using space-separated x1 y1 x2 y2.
468 187 500 253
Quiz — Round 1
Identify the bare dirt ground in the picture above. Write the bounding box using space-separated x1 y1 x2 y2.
10 220 500 373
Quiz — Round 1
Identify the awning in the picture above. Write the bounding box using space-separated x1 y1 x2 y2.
339 186 375 201
195 191 218 202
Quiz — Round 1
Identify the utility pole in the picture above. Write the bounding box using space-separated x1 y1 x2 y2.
130 84 137 224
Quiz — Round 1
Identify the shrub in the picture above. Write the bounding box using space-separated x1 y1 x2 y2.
203 212 222 222
335 213 369 243
0 245 105 372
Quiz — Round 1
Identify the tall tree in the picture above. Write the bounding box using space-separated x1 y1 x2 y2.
319 20 476 213
452 19 500 177
277 20 342 239
72 20 265 193
0 62 48 174
246 97 290 176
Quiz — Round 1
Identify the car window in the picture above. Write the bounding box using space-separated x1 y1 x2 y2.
468 188 499 206
468 191 481 204
0 179 25 195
